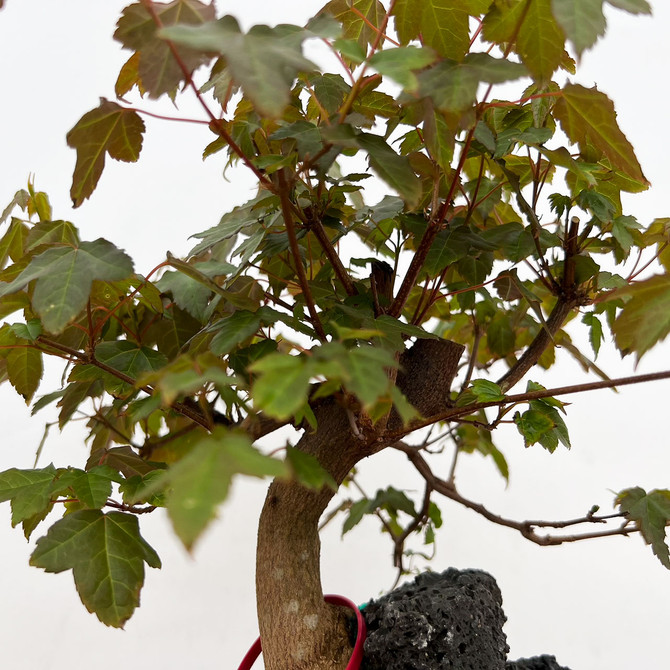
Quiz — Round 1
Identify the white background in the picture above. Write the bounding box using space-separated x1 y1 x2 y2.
0 2 669 669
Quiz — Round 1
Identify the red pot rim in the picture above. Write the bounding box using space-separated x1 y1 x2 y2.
237 594 366 670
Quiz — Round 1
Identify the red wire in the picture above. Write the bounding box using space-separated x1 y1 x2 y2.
237 594 367 670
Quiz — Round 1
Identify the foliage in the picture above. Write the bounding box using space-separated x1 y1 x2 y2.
0 0 668 649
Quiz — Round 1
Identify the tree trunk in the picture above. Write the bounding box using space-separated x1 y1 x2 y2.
256 339 465 670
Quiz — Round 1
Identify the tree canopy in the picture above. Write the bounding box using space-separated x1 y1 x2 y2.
1 0 669 668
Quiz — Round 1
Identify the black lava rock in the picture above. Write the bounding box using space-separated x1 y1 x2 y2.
506 655 572 670
360 568 509 669
359 569 572 669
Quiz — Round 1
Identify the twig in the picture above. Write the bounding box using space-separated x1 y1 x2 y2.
393 482 432 569
140 0 274 192
36 336 212 430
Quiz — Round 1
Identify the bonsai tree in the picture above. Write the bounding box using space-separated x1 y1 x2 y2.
0 1 669 668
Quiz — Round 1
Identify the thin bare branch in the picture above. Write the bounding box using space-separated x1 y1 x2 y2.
394 442 641 547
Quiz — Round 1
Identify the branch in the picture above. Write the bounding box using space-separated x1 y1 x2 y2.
277 170 327 341
496 296 574 392
310 218 357 296
388 127 476 318
385 368 670 442
394 443 640 547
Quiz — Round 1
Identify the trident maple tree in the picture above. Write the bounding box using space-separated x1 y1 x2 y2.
1 0 669 668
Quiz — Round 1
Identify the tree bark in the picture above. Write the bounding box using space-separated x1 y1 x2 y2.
255 338 465 670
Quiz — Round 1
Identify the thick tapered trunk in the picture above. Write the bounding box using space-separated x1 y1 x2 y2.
255 339 465 670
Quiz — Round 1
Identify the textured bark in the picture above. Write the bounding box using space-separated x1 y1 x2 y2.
255 338 465 670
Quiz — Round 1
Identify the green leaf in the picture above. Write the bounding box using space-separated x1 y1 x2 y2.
423 226 472 276
30 510 161 627
55 467 116 509
160 17 316 118
250 354 313 420
0 190 30 228
390 386 419 425
617 487 670 569
370 486 417 518
139 429 287 549
611 215 642 256
470 379 506 402
576 190 616 223
95 341 168 382
529 400 571 451
612 275 670 360
157 269 212 322
582 312 603 357
9 318 42 342
514 408 555 447
189 194 271 256
119 471 166 507
0 239 134 334
487 314 516 357
26 220 79 251
285 446 337 491
606 0 651 13
0 465 56 526
66 100 145 207
481 222 536 263
270 121 324 160
0 222 29 274
87 446 166 479
418 53 526 113
368 47 438 92
209 310 264 355
347 345 397 408
114 0 216 99
551 0 606 56
554 84 648 184
356 133 421 209
342 498 370 535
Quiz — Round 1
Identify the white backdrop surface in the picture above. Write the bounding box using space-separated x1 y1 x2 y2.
0 2 669 669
